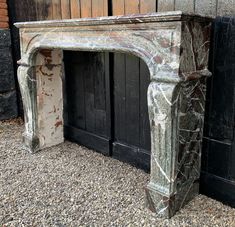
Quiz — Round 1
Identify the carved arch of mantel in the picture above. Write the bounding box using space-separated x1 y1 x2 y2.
19 23 182 83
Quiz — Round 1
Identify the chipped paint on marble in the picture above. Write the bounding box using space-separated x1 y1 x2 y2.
15 11 212 218
36 49 64 149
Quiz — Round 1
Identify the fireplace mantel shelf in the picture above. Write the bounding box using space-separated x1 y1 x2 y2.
16 11 213 218
15 11 212 28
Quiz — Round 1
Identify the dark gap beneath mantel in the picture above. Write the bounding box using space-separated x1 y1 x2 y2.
63 50 151 173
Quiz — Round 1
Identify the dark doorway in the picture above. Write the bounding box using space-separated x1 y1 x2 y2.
63 51 151 172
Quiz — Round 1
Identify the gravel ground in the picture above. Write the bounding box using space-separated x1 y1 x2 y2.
0 119 235 227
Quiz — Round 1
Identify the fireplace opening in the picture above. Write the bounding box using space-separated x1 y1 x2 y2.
63 51 151 172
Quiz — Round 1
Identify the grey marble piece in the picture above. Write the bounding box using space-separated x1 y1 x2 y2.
15 11 213 218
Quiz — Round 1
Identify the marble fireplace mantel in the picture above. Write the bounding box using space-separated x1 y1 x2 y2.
15 11 212 218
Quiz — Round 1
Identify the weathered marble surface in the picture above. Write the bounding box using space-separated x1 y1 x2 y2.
15 11 212 218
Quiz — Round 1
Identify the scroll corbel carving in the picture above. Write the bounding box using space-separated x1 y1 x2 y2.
17 64 39 152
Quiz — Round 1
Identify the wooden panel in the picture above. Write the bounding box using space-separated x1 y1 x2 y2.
123 0 140 144
158 0 175 11
112 0 125 15
201 16 235 208
125 55 140 145
64 52 86 129
202 138 231 178
112 0 125 141
217 0 235 16
92 0 108 17
113 53 126 142
36 0 53 20
140 0 156 13
93 53 110 136
64 0 110 157
70 0 81 18
80 0 92 17
112 0 151 171
207 17 235 140
52 0 62 19
200 172 235 208
195 0 217 16
64 51 111 155
10 1 37 22
64 125 111 155
125 0 140 14
175 0 194 13
84 54 96 132
113 142 150 172
91 0 109 135
61 0 71 19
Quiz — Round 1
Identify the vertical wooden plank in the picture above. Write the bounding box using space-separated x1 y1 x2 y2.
64 51 111 155
112 0 125 15
13 0 37 22
114 53 126 142
125 0 140 146
157 0 175 11
91 0 108 136
64 52 86 129
52 0 62 19
104 53 112 138
70 0 81 18
124 0 140 14
36 0 53 20
125 55 140 146
94 53 107 136
112 0 126 141
92 0 108 17
94 54 106 111
61 0 71 19
140 0 156 13
112 0 126 142
217 0 235 16
80 0 92 17
175 0 195 13
84 53 96 132
195 0 217 16
46 0 53 19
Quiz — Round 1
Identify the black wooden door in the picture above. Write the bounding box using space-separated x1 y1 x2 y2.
64 51 151 171
64 51 112 156
200 16 235 207
112 54 151 171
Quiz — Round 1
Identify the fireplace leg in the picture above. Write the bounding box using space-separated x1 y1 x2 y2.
146 78 206 218
18 65 40 152
18 49 64 152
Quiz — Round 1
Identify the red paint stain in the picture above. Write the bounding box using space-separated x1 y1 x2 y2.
55 121 62 128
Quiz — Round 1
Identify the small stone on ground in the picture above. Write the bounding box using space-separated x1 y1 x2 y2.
0 119 235 226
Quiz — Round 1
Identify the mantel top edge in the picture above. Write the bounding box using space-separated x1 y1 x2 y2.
14 11 213 29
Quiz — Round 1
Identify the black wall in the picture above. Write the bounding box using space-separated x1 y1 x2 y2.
200 16 235 207
0 29 17 120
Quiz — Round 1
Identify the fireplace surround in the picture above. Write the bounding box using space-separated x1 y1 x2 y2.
15 11 212 218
